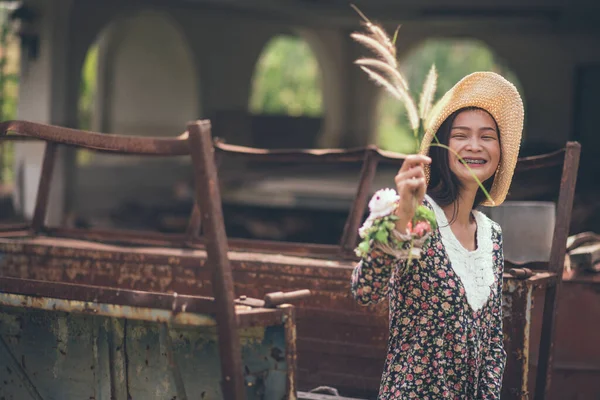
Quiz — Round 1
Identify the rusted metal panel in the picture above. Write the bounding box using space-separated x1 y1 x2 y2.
502 277 536 399
0 298 296 399
0 239 554 398
527 270 600 400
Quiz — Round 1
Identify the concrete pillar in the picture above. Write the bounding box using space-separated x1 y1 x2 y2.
14 0 75 225
299 28 346 148
338 31 382 147
98 11 199 138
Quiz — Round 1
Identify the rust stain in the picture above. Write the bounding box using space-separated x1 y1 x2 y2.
0 293 217 327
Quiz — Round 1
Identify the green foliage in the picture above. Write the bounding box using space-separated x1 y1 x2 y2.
377 39 522 153
354 208 436 259
0 6 19 184
355 214 399 258
77 45 99 165
78 45 98 131
414 205 437 230
249 35 323 117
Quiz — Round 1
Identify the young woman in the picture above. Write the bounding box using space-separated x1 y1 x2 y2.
351 72 524 399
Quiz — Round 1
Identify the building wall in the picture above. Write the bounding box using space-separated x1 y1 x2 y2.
14 0 600 222
65 1 600 148
103 12 199 138
20 0 600 148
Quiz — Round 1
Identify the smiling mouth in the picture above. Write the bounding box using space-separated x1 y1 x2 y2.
462 158 487 166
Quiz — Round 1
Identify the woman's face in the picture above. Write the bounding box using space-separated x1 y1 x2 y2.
448 109 501 187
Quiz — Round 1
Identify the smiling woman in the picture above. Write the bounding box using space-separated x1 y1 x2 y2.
428 107 501 214
351 71 525 399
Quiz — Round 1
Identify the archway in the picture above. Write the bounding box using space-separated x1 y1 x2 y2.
72 11 199 231
248 34 324 148
77 10 199 161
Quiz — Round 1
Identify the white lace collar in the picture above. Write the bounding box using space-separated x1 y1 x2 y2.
425 195 495 312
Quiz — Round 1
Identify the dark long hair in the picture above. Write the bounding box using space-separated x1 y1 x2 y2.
426 107 499 222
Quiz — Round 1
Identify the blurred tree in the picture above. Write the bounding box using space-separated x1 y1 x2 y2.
249 35 323 117
0 4 20 184
77 44 98 165
378 39 523 154
78 45 98 131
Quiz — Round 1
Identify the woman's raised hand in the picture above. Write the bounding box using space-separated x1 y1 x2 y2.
393 154 431 232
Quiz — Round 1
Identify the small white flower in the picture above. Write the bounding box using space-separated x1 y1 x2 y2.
358 217 374 238
368 188 399 219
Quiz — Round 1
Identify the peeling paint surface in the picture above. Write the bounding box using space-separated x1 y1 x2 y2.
0 240 555 398
0 305 293 399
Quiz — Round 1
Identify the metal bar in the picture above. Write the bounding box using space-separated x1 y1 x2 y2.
339 148 379 253
0 224 31 234
0 334 45 400
547 142 582 276
505 261 550 271
31 142 58 233
0 120 190 156
187 120 246 399
214 140 398 164
282 305 298 398
40 226 343 259
264 289 311 308
224 237 341 259
45 226 191 247
215 138 565 167
184 201 202 244
534 142 581 400
0 277 216 314
159 323 189 400
514 148 566 171
0 120 565 164
0 292 217 327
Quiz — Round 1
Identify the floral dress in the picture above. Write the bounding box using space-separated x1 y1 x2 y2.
351 195 506 399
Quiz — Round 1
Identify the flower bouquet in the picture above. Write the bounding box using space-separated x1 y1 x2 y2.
355 188 437 259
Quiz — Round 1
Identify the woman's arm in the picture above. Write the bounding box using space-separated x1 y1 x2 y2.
351 154 431 306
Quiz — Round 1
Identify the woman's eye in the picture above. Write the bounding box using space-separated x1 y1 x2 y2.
482 136 497 140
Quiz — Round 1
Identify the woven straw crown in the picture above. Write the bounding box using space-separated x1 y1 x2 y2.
419 71 524 207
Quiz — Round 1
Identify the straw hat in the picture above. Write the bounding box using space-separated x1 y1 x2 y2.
419 71 524 206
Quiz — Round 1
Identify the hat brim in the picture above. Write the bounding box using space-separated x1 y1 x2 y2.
419 72 524 206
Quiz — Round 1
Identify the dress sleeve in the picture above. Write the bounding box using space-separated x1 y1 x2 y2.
478 225 507 399
350 248 401 306
351 197 434 306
